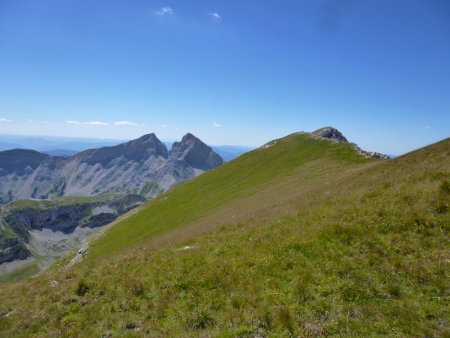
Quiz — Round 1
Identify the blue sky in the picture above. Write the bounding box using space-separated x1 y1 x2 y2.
0 0 449 154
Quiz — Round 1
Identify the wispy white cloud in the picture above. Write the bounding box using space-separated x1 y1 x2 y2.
66 120 109 126
85 121 109 126
0 118 12 123
155 6 173 16
209 12 222 21
27 119 34 122
212 122 222 128
425 125 430 130
161 124 168 128
114 120 137 126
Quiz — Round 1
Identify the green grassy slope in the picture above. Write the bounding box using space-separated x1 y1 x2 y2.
0 134 448 337
88 134 371 259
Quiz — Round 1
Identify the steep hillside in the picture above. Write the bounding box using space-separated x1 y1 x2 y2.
0 131 448 337
0 133 223 202
87 131 374 259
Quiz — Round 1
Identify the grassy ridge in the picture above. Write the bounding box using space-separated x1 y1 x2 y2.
89 134 370 259
0 135 448 336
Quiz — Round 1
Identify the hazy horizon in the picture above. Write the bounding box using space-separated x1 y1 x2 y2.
0 131 256 147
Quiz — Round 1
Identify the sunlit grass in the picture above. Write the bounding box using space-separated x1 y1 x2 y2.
0 135 448 337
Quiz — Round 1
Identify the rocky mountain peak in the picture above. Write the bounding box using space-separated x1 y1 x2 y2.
172 133 205 150
312 127 349 143
127 133 169 158
137 133 158 142
171 133 223 171
180 133 198 143
77 133 169 166
0 132 224 202
311 126 389 159
136 133 164 143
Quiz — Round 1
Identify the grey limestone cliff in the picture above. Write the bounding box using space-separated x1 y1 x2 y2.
0 133 223 203
0 194 146 266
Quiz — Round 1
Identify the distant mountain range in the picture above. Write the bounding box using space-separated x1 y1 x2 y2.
0 134 253 161
0 135 121 153
0 133 223 203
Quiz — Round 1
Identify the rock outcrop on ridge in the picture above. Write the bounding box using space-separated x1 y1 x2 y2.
312 127 349 143
312 127 389 159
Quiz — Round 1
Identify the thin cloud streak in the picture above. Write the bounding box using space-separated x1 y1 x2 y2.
66 120 109 126
155 7 173 16
86 121 109 126
209 12 222 21
114 121 137 126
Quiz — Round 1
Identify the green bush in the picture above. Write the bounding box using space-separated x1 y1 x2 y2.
75 281 89 297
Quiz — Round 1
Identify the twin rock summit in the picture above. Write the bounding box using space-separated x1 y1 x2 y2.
0 133 223 203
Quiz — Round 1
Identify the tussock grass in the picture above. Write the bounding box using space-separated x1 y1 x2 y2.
0 135 448 337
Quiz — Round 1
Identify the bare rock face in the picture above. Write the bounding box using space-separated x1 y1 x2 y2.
0 133 223 202
311 127 389 159
0 194 146 265
0 237 31 264
77 133 169 167
170 133 224 171
354 148 389 159
312 127 349 143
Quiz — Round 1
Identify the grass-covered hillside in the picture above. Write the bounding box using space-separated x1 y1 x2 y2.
0 133 448 337
87 133 372 259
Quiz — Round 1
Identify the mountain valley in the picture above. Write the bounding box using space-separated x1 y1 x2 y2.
0 133 223 279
